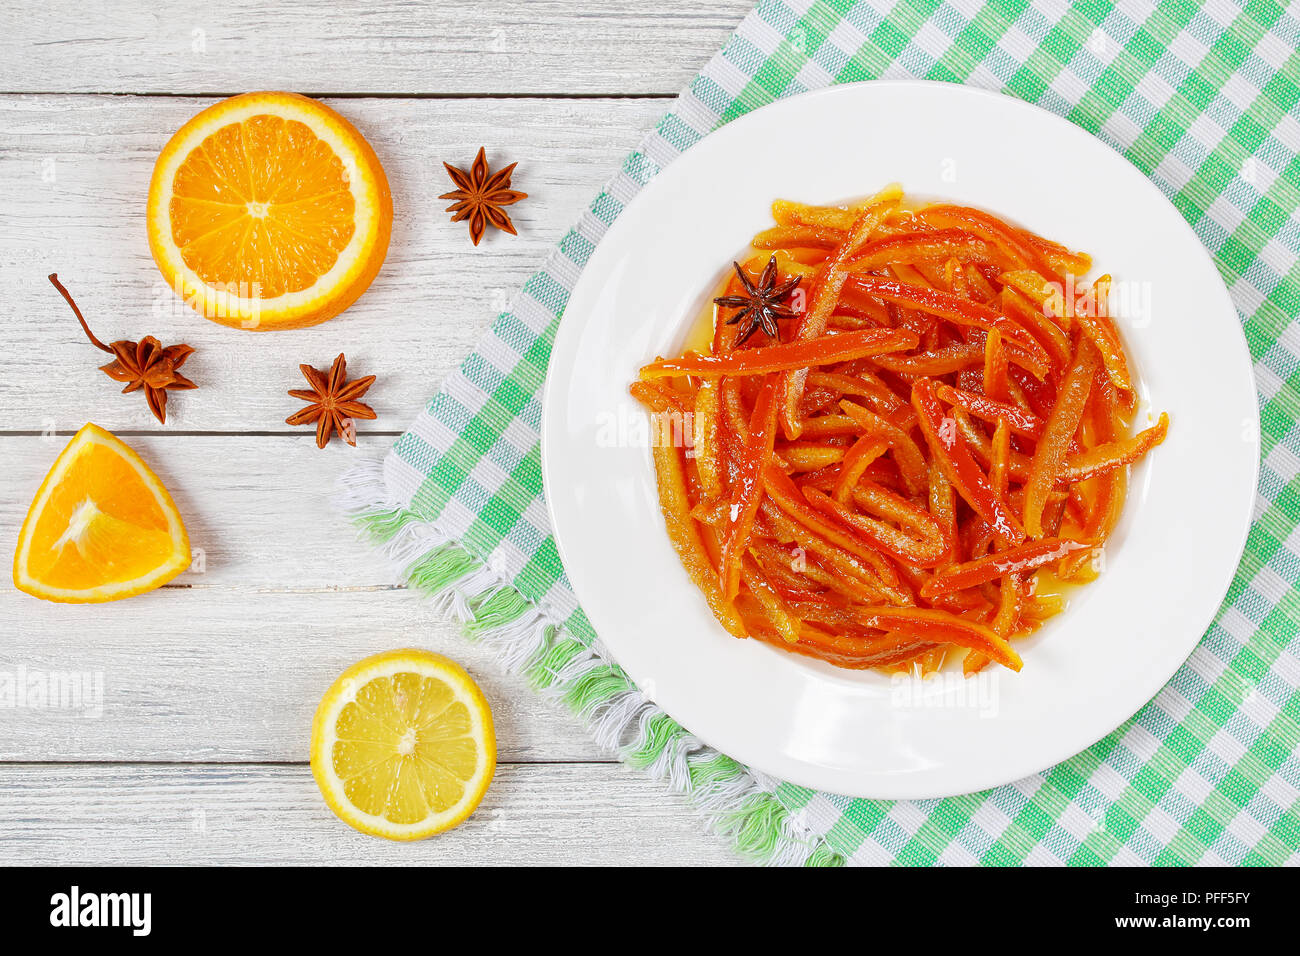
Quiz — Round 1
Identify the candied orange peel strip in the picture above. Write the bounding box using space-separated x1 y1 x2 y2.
629 189 1168 674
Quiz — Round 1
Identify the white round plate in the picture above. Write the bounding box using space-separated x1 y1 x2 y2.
541 82 1258 799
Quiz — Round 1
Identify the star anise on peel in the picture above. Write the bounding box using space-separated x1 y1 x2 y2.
286 353 376 449
439 147 527 245
49 273 197 425
714 256 803 346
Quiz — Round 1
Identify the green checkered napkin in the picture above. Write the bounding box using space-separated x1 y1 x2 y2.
344 0 1300 865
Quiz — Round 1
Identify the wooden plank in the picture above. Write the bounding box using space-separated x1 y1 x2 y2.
4 434 410 589
5 432 386 586
0 94 665 431
0 585 615 763
0 0 747 96
1 435 606 764
0 763 739 865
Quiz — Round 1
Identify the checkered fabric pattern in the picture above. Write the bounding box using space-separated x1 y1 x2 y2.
372 0 1300 865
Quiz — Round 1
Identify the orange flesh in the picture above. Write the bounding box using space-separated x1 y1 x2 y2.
169 115 356 297
20 437 183 594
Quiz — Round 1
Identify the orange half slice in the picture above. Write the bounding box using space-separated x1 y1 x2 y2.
13 424 191 603
147 91 392 330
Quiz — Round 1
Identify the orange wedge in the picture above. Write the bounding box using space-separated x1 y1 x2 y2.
147 91 392 331
13 424 191 603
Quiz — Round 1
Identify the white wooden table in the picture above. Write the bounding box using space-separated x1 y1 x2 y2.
0 0 754 865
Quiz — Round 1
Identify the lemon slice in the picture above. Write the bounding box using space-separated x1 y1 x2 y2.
310 649 496 840
13 424 191 603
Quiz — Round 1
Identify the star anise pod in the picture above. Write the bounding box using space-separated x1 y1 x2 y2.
286 353 377 449
714 256 803 346
49 273 197 425
439 147 527 245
